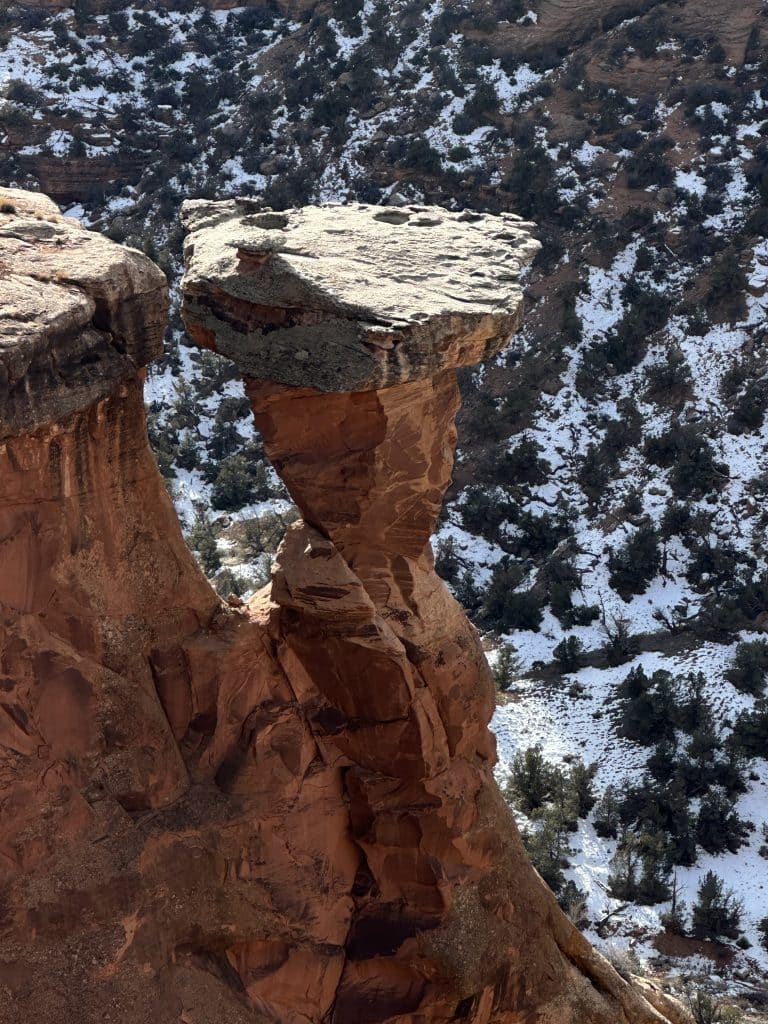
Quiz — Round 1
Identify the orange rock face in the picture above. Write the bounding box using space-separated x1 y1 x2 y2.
0 190 686 1024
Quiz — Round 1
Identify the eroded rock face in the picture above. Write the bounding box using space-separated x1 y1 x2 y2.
0 190 281 1022
0 189 686 1024
181 200 539 391
0 188 166 438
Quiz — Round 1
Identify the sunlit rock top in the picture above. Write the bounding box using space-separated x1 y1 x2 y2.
181 199 540 392
0 187 167 439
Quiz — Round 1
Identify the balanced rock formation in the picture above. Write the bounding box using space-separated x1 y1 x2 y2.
0 188 686 1024
181 200 687 1024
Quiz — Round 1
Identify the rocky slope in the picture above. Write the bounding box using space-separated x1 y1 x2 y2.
3 0 765 638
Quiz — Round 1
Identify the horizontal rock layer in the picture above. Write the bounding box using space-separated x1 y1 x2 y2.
181 200 540 391
0 187 166 440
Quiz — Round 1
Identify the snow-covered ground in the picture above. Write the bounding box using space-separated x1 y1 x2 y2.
492 637 768 981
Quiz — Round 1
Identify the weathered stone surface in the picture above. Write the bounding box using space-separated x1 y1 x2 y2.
0 187 167 440
0 191 356 1023
181 200 540 391
0 192 686 1024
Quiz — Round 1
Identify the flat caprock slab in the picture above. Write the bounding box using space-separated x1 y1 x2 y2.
181 200 540 392
0 187 167 440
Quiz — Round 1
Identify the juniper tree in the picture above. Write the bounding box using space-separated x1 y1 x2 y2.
481 558 543 632
171 381 201 430
643 784 698 868
730 380 768 433
454 569 482 614
558 879 588 924
644 347 692 406
635 833 673 905
601 611 636 666
553 635 584 673
691 871 743 941
501 144 558 220
459 486 507 540
706 249 747 318
683 722 722 794
593 784 621 839
616 666 677 745
546 767 580 834
607 770 698 868
187 512 220 575
207 416 244 461
695 788 752 855
176 431 199 471
609 827 672 905
608 524 662 600
211 455 256 512
492 644 519 692
728 697 768 758
567 759 597 818
509 511 570 559
646 738 681 785
494 434 551 486
434 535 461 584
506 745 555 815
242 509 296 558
521 813 573 896
607 830 642 901
725 639 768 695
671 672 708 732
544 550 596 627
644 424 725 500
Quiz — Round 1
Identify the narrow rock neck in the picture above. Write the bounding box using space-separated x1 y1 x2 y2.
245 370 460 610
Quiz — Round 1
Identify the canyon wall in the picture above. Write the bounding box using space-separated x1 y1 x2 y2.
0 188 686 1024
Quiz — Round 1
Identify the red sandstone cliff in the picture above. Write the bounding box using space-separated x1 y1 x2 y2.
0 189 687 1024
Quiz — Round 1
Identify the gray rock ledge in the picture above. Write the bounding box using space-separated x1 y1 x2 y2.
0 187 167 440
181 200 540 393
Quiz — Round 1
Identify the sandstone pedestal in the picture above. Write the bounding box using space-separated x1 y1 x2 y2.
181 200 687 1024
0 189 686 1024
